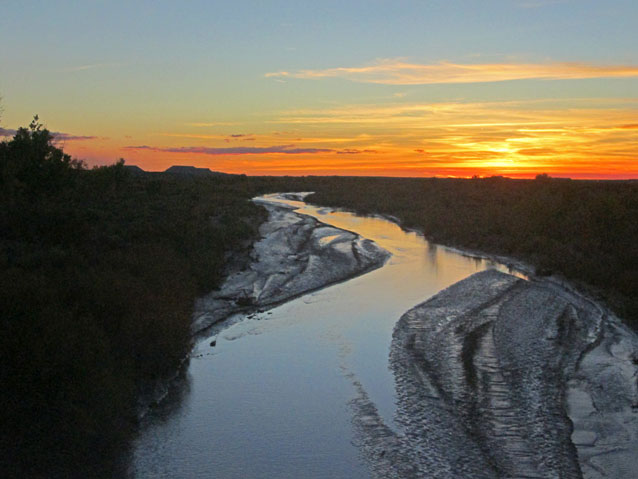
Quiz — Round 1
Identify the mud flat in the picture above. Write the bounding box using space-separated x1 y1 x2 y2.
192 194 390 333
351 269 638 479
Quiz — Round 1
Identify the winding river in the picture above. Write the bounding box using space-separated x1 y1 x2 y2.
130 195 522 478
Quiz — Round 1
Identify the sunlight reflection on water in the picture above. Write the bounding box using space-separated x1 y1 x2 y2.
131 194 519 479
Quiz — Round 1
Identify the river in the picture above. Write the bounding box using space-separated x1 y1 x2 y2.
130 195 521 478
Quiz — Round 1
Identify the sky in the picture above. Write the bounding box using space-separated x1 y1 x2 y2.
1 0 637 178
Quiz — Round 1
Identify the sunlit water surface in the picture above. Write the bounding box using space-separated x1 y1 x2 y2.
130 196 518 478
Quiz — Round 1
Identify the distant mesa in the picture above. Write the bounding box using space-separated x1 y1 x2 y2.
122 164 231 177
123 164 146 174
164 165 229 177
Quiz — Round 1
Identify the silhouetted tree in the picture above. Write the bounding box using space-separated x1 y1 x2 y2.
1 118 266 478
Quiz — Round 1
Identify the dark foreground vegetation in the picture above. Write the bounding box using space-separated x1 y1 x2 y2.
307 176 638 330
2 119 636 477
0 120 266 478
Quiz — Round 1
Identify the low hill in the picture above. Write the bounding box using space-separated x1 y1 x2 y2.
123 164 145 174
165 165 230 177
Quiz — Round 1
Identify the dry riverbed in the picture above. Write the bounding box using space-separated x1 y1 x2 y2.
195 194 638 478
136 193 637 479
351 269 638 479
192 193 390 334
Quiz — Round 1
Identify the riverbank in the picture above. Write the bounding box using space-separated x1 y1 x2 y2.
131 192 517 478
255 192 637 478
350 269 638 478
192 194 390 334
305 176 638 332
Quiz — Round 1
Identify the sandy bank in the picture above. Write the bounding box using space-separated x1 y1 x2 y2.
191 194 390 333
351 270 638 478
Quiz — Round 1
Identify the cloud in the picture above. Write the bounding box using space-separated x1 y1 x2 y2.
60 62 124 72
266 59 638 85
186 122 239 127
260 96 638 177
336 149 378 155
517 0 569 8
516 148 559 156
0 127 98 141
0 127 17 136
161 132 256 141
123 144 380 156
273 98 638 131
53 132 99 141
123 144 335 155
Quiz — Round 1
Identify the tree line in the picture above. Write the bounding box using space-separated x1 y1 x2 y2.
307 175 638 330
0 120 266 477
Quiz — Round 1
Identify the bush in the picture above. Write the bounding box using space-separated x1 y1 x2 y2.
0 119 265 477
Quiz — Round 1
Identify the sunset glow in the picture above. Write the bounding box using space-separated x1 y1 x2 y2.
1 1 637 179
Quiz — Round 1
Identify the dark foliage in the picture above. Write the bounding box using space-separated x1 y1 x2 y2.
0 120 265 478
306 176 638 330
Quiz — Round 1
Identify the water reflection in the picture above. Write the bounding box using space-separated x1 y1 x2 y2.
426 242 439 274
144 364 193 427
131 195 521 478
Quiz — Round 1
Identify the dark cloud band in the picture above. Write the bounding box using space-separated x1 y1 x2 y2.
123 144 337 155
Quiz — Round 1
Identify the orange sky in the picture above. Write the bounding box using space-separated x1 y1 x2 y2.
2 2 637 179
55 97 638 179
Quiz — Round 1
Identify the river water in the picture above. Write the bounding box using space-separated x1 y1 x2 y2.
130 195 519 478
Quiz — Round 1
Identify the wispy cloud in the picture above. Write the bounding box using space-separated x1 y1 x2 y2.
186 122 240 127
224 133 255 143
266 59 638 85
60 62 124 72
0 127 98 141
336 149 378 155
0 127 17 136
123 145 334 155
273 98 638 128
112 98 638 178
53 133 100 141
517 0 570 8
259 97 638 177
160 132 256 142
123 143 380 156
